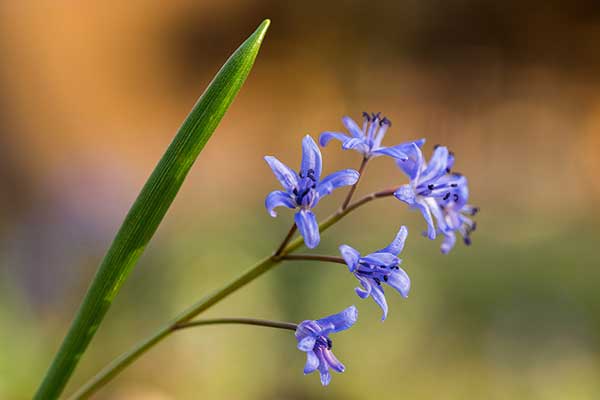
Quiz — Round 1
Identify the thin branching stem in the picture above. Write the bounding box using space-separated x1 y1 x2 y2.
341 156 369 210
281 254 346 265
175 318 297 332
273 223 297 256
67 187 397 400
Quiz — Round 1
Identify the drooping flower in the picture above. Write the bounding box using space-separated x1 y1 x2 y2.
436 174 479 253
319 112 425 159
394 144 478 252
295 305 358 386
265 135 359 248
339 227 410 320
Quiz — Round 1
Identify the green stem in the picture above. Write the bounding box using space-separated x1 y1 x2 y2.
174 318 297 332
67 188 395 400
281 254 346 265
341 156 368 210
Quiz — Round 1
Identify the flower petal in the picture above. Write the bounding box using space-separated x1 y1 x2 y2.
319 131 350 147
342 137 370 154
440 230 456 254
301 135 322 181
316 169 359 198
370 282 389 321
395 142 424 180
342 116 364 138
339 245 360 271
414 199 436 240
323 349 345 373
316 305 358 334
264 156 298 191
297 335 316 352
379 226 408 255
386 268 411 298
354 275 372 299
420 146 450 184
304 351 319 374
394 184 417 205
360 253 399 268
294 209 320 249
265 190 296 217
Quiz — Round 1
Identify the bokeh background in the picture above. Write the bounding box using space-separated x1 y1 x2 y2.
1 1 600 399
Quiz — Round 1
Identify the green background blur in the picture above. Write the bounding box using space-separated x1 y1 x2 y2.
1 1 599 399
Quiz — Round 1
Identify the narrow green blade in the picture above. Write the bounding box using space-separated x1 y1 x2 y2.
34 19 270 400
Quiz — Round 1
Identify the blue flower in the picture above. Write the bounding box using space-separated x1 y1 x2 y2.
394 144 477 252
295 305 358 386
436 174 479 253
265 135 359 248
319 112 425 159
339 227 411 320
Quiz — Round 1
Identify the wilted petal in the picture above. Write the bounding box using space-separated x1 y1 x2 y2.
264 156 299 191
319 131 350 147
342 116 364 138
265 190 296 217
386 268 411 298
294 209 320 249
316 169 359 198
304 351 319 374
301 135 322 181
379 226 408 255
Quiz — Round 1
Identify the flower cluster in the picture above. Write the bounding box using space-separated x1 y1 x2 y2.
263 112 478 385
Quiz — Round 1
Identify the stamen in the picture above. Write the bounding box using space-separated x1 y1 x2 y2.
383 275 388 282
428 184 435 190
453 194 459 202
362 111 371 121
374 278 381 286
326 337 333 349
443 192 451 201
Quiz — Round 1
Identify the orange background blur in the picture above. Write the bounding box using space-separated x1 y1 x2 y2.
1 2 599 399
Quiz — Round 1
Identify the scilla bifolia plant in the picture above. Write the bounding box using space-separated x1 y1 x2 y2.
34 20 478 400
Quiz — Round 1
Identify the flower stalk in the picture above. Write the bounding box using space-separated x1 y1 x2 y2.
174 318 297 332
66 188 396 400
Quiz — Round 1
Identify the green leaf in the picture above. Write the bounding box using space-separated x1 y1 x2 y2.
34 19 270 400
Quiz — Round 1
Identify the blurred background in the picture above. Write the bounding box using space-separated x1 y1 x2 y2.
1 1 599 399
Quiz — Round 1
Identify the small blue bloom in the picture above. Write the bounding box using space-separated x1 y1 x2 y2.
436 174 479 253
319 112 425 159
295 305 358 386
339 227 411 320
265 135 359 248
394 144 478 252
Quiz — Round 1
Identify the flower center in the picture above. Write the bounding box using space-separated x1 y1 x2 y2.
293 168 317 207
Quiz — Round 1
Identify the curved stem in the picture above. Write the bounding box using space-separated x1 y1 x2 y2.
281 254 346 265
175 318 297 332
67 187 396 400
341 157 368 210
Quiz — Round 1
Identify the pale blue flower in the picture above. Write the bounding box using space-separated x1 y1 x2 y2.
295 305 358 386
339 227 410 320
319 112 425 159
265 136 359 248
